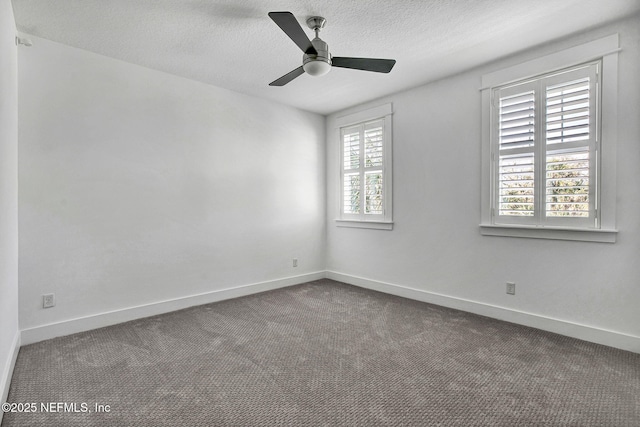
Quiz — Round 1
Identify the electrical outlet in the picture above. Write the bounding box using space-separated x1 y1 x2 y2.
43 293 55 308
292 258 298 267
506 282 516 295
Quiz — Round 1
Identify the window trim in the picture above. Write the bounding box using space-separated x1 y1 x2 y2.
480 34 619 243
336 103 393 230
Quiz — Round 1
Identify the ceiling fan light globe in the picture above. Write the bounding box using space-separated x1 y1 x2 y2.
303 60 331 77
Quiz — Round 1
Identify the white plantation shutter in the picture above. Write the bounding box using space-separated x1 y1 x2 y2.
497 87 536 218
546 79 591 144
343 126 360 171
341 118 386 219
364 123 383 167
364 121 384 215
546 150 590 217
544 72 595 225
343 173 360 214
498 153 535 216
498 91 535 150
365 172 383 214
492 62 599 228
543 66 597 227
342 126 361 214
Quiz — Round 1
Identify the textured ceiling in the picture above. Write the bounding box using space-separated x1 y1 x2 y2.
11 0 640 115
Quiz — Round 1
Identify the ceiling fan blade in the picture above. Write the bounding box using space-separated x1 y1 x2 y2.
331 57 396 73
269 66 305 86
268 12 317 55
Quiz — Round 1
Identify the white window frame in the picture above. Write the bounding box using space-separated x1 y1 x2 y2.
480 35 620 243
336 103 393 230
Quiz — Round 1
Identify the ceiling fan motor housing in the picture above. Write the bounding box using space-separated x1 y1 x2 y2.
303 38 332 76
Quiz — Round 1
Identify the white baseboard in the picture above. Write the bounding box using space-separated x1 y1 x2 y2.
21 271 326 346
0 330 20 425
18 270 640 354
326 271 640 354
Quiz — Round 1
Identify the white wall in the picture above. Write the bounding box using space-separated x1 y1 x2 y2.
327 15 640 352
0 0 20 414
18 36 326 339
11 9 640 355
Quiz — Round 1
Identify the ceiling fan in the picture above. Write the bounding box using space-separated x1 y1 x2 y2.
268 11 396 86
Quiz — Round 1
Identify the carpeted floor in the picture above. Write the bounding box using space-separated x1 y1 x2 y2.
3 279 639 426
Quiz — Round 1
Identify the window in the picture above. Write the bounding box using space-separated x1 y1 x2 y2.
493 63 598 228
336 104 392 229
480 35 619 242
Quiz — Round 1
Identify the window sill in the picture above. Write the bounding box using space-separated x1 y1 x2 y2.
480 224 617 243
336 219 394 230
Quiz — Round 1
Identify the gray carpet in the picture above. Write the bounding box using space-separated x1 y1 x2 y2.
3 279 639 426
